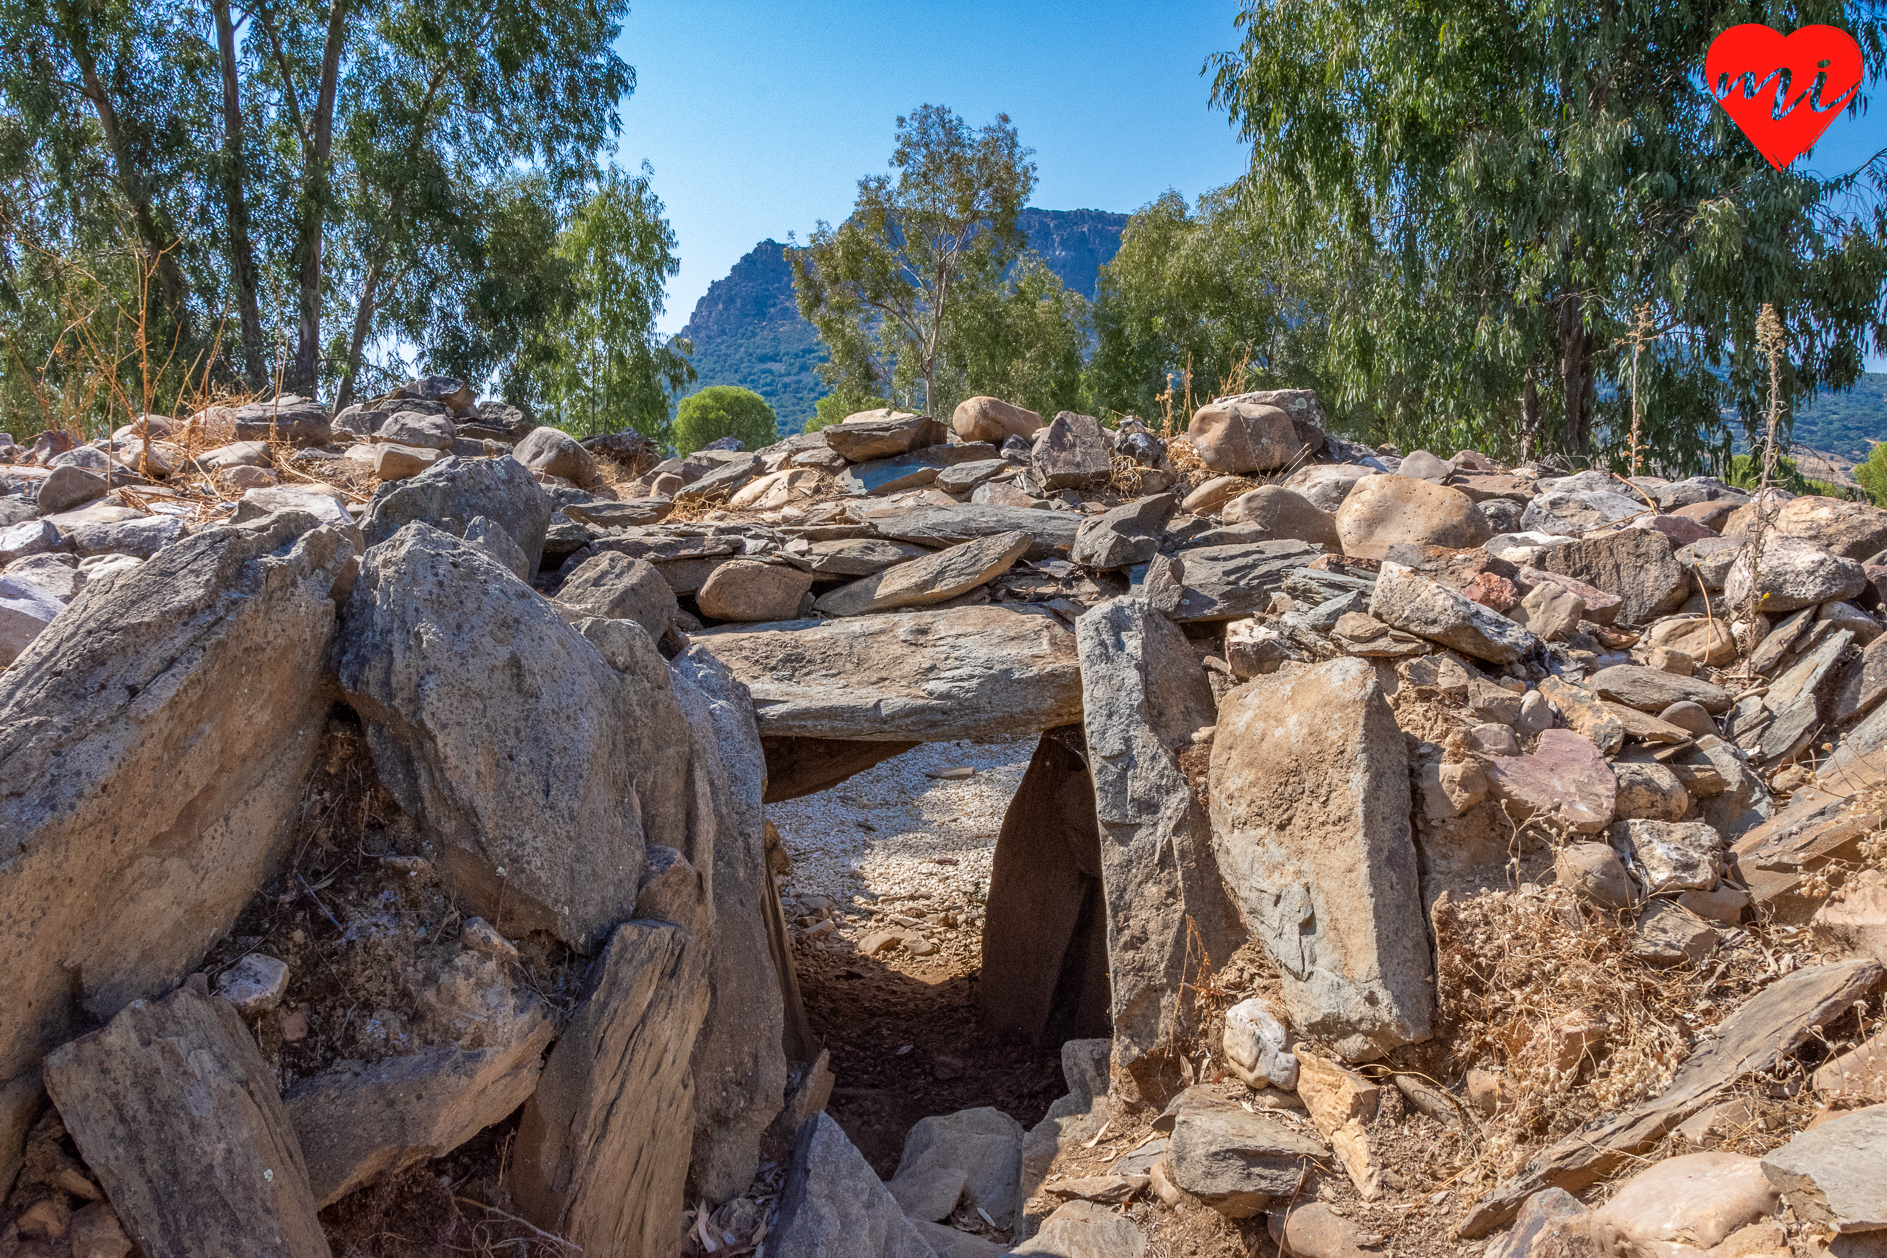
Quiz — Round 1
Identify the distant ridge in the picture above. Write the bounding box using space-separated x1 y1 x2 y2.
678 208 1129 430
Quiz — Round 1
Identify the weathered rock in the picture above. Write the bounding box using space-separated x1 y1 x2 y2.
1220 486 1339 548
1269 1203 1382 1258
1723 495 1887 560
870 502 1081 559
1140 540 1324 621
771 1112 937 1258
371 441 444 480
732 467 824 510
891 1108 1025 1231
554 550 677 642
1540 529 1690 626
59 513 186 560
697 606 1082 741
1614 819 1722 893
1555 842 1638 908
1724 536 1866 613
1073 494 1177 569
1295 1054 1382 1199
38 464 110 514
1590 1153 1778 1256
815 530 1030 617
1811 868 1887 965
1462 958 1884 1235
1222 999 1298 1091
1021 1039 1112 1209
1210 658 1431 1059
1485 729 1618 833
1037 411 1112 489
1612 762 1691 821
188 395 331 446
43 984 330 1258
1165 1092 1327 1217
1815 1028 1887 1102
0 574 64 664
512 425 601 488
1009 1199 1146 1257
360 454 553 577
1632 899 1720 966
954 396 1043 445
1079 599 1244 1091
1188 401 1304 473
838 447 992 496
981 728 1111 1046
1761 1104 1887 1233
1537 676 1625 755
1282 463 1375 514
1590 664 1731 714
335 523 692 950
1335 474 1492 559
1521 489 1645 536
287 1012 555 1206
216 954 290 1015
376 410 455 450
562 497 673 528
1370 561 1538 664
670 649 791 1203
1647 616 1740 667
0 518 350 1091
822 410 944 462
934 458 1011 494
698 559 815 622
1758 627 1857 763
793 537 933 576
510 920 709 1254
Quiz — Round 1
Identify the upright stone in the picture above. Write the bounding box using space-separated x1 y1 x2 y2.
44 984 330 1258
0 517 351 1093
1209 658 1433 1059
1037 411 1112 490
359 454 554 576
772 1113 937 1258
981 727 1111 1045
672 649 790 1203
1077 598 1245 1096
509 920 709 1255
335 524 693 951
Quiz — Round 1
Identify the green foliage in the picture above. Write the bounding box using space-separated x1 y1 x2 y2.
680 240 827 430
1856 444 1887 506
1724 452 1857 500
806 387 891 433
510 165 692 444
674 385 777 455
1207 0 1887 470
936 253 1089 420
0 0 636 430
1088 187 1335 431
788 104 1037 417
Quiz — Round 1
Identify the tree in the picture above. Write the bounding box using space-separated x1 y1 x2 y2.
1208 0 1887 469
937 252 1089 419
788 104 1036 417
1088 186 1334 426
673 385 777 455
1856 443 1887 505
499 164 691 442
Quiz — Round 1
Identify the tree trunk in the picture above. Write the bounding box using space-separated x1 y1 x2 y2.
1558 294 1592 458
55 7 191 343
288 0 349 397
1520 366 1540 463
332 260 379 414
212 0 267 390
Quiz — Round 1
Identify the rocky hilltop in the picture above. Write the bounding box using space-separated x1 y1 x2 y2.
0 385 1884 1258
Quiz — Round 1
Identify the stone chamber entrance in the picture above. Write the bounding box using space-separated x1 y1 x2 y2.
764 725 1113 1178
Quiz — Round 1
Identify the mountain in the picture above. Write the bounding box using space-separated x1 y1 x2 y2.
677 208 1129 431
1790 372 1887 462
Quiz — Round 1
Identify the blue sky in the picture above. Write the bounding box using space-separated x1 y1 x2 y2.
613 1 1886 371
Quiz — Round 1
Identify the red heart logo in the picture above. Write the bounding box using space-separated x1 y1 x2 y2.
1706 24 1863 169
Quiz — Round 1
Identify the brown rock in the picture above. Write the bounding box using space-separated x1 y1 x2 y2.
513 426 602 488
1814 1027 1887 1102
1268 1202 1381 1258
510 920 709 1255
814 530 1030 617
1294 1055 1382 1199
821 410 944 462
1541 529 1690 626
1037 412 1113 490
1722 494 1887 560
1485 729 1618 833
1555 842 1637 908
1187 401 1306 473
1335 475 1492 559
1589 1152 1778 1255
1463 571 1521 612
44 984 330 1258
953 396 1043 445
1485 1188 1596 1258
1538 676 1626 755
1811 868 1887 965
1221 486 1339 547
697 559 815 622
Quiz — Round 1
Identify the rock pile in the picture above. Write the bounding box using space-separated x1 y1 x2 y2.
1 384 1885 1258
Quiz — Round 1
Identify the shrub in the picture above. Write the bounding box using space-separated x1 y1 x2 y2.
673 386 778 455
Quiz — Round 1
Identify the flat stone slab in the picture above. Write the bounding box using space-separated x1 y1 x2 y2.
1128 540 1325 621
1762 1104 1887 1233
695 605 1082 741
867 502 1081 560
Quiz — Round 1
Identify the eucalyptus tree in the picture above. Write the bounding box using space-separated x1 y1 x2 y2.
788 104 1037 416
1208 0 1887 468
